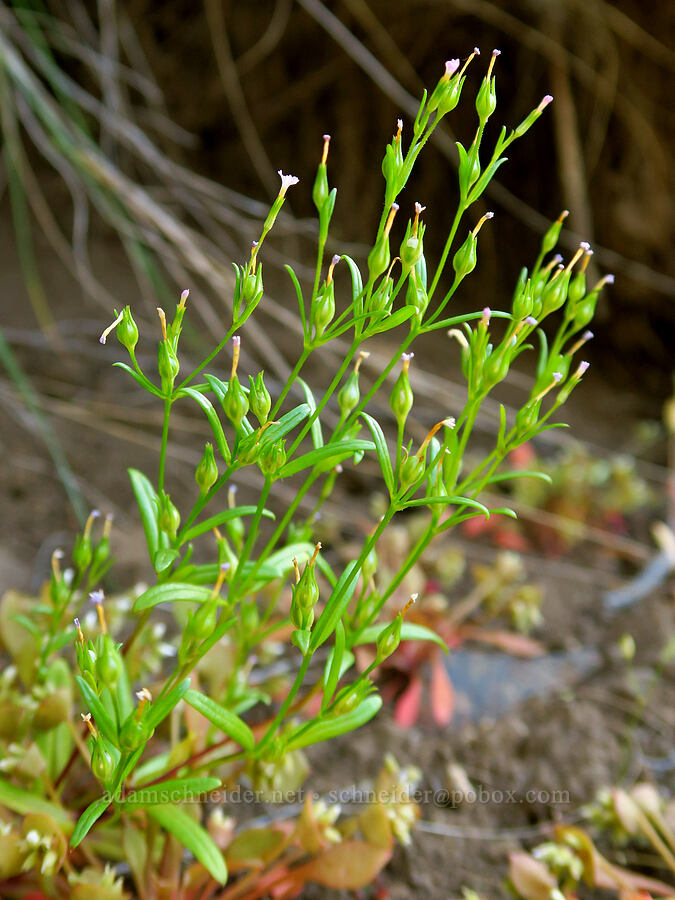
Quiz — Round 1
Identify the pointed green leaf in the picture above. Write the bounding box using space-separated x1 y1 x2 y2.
76 676 117 743
485 470 552 486
285 264 307 336
133 583 216 612
113 362 163 397
154 548 180 573
360 413 394 494
278 439 374 479
285 695 382 750
341 254 363 306
184 689 254 750
321 620 346 712
145 679 191 732
259 403 310 447
129 468 166 558
71 795 110 847
310 561 361 652
353 621 447 651
297 378 323 448
0 777 71 829
366 306 417 335
179 388 231 463
181 506 275 544
148 804 228 884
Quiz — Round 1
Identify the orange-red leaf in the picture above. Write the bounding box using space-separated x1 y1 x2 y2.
293 840 391 890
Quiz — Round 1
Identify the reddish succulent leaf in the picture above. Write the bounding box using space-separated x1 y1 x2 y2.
293 840 391 889
394 674 423 727
508 852 556 900
592 851 674 896
226 827 287 871
430 656 454 726
458 625 545 657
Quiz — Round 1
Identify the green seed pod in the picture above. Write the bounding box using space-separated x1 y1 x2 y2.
390 353 414 425
242 264 264 309
568 270 587 308
376 615 402 663
157 492 180 540
400 453 424 489
259 439 286 477
405 272 428 320
367 235 391 283
512 274 534 321
195 443 218 496
313 136 331 211
72 533 93 572
223 375 249 430
483 348 511 389
90 740 115 783
116 306 139 353
119 714 153 752
540 270 570 316
312 282 335 338
381 125 404 191
158 339 179 388
452 232 477 280
338 371 360 419
515 402 539 436
96 636 122 687
475 74 496 121
540 211 568 256
361 546 378 584
427 59 463 116
248 372 271 425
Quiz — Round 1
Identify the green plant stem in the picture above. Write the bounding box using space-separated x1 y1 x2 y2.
427 204 465 301
270 347 311 420
158 398 172 492
177 326 237 392
256 653 312 753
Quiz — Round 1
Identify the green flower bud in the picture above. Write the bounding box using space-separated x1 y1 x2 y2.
453 232 477 280
259 439 286 477
399 203 426 271
117 306 138 353
290 546 321 632
400 452 424 489
513 95 553 138
540 211 568 256
475 51 500 121
157 491 180 540
405 270 428 320
158 339 179 387
338 373 360 418
248 372 272 425
96 636 122 687
540 268 570 315
313 135 331 211
376 614 402 662
427 58 463 116
195 443 218 496
483 347 511 389
512 273 534 320
312 280 336 339
91 739 115 783
368 204 399 281
120 689 154 751
73 510 100 572
223 375 249 429
242 264 264 310
168 290 189 344
390 353 414 425
381 121 404 191
368 275 394 315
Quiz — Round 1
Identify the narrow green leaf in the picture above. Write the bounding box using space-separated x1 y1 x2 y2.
181 506 275 544
113 362 163 397
180 388 231 463
0 776 71 829
122 777 220 809
366 306 417 335
285 264 307 336
360 413 394 494
146 679 191 732
71 795 110 847
76 676 117 743
148 804 228 884
278 439 375 479
322 620 346 712
10 613 40 637
133 583 216 612
286 695 381 750
353 621 447 651
184 690 254 750
297 378 323 448
341 254 363 305
490 506 518 519
485 470 552 486
129 468 167 558
310 561 361 652
259 403 310 447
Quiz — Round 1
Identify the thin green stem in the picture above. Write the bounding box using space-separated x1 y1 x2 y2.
256 653 312 753
270 347 311 420
158 398 172 492
427 204 466 301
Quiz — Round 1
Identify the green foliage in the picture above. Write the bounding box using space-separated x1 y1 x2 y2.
0 51 610 897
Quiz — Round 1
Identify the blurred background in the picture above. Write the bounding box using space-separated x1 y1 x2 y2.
0 0 673 587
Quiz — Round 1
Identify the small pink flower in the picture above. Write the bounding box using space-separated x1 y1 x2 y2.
277 170 299 196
